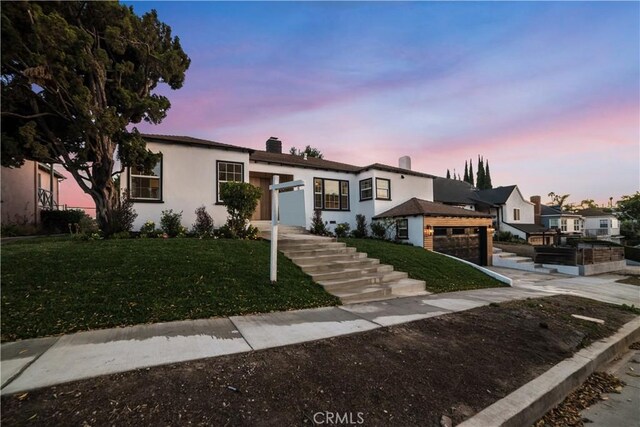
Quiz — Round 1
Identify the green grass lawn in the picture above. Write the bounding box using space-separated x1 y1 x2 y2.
340 238 506 294
1 238 339 342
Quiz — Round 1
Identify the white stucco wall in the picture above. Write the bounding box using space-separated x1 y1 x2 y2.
407 216 424 247
125 142 250 231
583 216 620 236
501 187 535 224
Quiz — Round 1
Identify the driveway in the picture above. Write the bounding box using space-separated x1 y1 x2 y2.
489 267 640 307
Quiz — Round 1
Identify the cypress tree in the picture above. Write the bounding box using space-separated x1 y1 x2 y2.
485 160 493 189
446 169 451 179
476 156 484 189
463 161 469 183
468 159 474 187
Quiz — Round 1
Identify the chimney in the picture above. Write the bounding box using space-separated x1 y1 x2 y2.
266 137 282 154
530 195 541 225
399 156 412 170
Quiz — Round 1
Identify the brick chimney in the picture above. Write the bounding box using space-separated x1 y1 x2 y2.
266 137 282 154
530 195 542 225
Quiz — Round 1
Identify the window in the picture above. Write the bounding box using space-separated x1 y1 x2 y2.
376 178 391 200
217 161 244 203
513 208 520 221
573 220 581 232
549 218 559 229
599 219 609 229
314 178 349 210
359 178 373 201
561 219 567 231
130 158 162 200
396 219 408 239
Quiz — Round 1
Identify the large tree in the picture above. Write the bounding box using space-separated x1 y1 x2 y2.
1 1 190 234
289 145 323 159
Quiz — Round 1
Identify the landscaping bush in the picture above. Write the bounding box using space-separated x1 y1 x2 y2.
111 192 138 235
370 221 387 239
219 182 262 239
139 220 163 238
334 222 351 238
309 209 331 236
352 214 368 238
41 209 86 234
192 206 214 237
160 210 186 237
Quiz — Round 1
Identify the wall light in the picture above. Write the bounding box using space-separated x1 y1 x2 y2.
424 225 434 236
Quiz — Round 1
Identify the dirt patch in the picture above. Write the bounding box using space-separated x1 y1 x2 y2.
617 276 640 286
2 295 636 426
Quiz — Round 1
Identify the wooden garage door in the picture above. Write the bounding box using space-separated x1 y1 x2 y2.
433 227 481 264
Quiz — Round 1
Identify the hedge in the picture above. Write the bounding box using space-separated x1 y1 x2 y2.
41 209 86 234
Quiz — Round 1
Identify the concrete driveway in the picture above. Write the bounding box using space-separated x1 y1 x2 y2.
489 267 640 307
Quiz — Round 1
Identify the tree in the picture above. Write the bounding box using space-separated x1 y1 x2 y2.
580 199 597 209
547 192 571 209
1 2 190 235
484 160 492 189
463 161 469 183
476 156 486 189
617 192 640 220
289 145 323 159
219 182 261 239
446 169 451 179
468 160 474 187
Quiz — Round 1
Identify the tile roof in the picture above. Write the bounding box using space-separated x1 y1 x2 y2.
359 163 437 179
540 205 582 217
472 186 517 205
374 198 492 219
574 208 615 217
250 150 362 173
141 134 254 153
433 178 477 204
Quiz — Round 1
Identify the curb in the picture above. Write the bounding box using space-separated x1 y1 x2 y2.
458 316 640 427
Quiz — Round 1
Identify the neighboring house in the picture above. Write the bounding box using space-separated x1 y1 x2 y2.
1 161 65 226
124 134 494 264
538 204 584 237
433 179 552 245
575 208 622 243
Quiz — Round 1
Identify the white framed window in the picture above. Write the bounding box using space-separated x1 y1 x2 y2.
599 219 609 228
376 178 391 200
130 159 162 201
561 219 567 231
396 218 408 239
314 177 349 211
513 208 520 221
573 219 581 232
359 178 373 201
549 218 559 228
217 161 244 203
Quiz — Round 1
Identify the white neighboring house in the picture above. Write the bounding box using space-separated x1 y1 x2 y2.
576 208 622 243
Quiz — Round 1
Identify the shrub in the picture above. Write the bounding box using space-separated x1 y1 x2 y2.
334 222 351 238
160 210 186 237
78 215 99 234
111 192 138 234
309 209 331 236
219 182 262 239
41 209 85 234
370 221 387 239
192 206 214 237
352 214 368 238
139 220 162 238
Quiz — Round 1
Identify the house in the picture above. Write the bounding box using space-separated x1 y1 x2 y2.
433 179 552 245
124 134 494 265
1 161 65 226
575 208 622 243
537 204 584 239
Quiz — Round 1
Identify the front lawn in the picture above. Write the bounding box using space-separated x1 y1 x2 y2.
340 238 506 293
1 238 339 342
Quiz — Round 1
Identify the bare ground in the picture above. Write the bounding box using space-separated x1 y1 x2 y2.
2 295 637 427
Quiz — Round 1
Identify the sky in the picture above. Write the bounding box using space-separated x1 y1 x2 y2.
60 1 640 209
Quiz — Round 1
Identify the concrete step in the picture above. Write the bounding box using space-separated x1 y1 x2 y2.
278 242 347 252
333 285 394 304
510 256 534 263
493 247 503 254
319 271 409 292
290 252 366 264
497 252 518 258
387 278 428 296
310 264 394 282
298 258 380 273
282 246 357 258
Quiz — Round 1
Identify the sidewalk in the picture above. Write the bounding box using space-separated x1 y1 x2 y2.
3 269 639 396
1 286 546 395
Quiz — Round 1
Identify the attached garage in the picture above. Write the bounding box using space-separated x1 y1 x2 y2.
374 198 494 266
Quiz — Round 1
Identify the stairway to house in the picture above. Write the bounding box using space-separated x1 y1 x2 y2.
492 247 558 274
253 221 428 304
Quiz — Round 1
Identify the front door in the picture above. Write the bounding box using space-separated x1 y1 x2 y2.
250 176 272 221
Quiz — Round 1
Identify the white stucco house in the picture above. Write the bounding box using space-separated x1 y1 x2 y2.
576 208 622 243
124 134 496 265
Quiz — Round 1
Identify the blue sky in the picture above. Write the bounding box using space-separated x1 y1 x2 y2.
64 1 640 207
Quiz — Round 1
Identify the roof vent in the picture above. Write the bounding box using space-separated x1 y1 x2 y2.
399 156 411 170
266 137 282 154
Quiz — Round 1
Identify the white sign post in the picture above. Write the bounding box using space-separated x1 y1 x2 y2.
269 176 305 283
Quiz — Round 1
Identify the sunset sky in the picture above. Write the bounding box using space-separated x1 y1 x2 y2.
61 1 639 209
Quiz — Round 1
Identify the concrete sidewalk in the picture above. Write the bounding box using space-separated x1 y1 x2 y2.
1 286 546 395
3 268 639 396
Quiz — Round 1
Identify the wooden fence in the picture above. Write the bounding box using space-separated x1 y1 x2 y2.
580 247 625 265
534 246 625 266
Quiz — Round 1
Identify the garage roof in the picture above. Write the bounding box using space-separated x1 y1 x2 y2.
374 198 492 219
